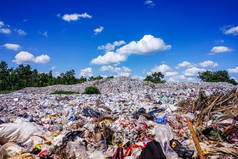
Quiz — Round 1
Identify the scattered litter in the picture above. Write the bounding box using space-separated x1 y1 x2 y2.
0 77 237 158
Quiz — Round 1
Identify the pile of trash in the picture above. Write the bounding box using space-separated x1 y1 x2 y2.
177 89 238 158
0 77 237 159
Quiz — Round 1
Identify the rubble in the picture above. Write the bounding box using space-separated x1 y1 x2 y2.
0 77 237 159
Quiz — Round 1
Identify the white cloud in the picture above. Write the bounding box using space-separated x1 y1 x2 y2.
94 26 104 35
34 55 50 64
210 46 232 53
184 67 205 76
176 61 192 69
117 35 171 55
144 0 155 7
0 21 4 27
224 26 238 36
0 28 11 34
91 35 171 65
99 65 131 77
17 29 27 35
91 51 127 65
79 67 93 77
165 71 178 77
3 43 21 51
13 51 35 64
200 60 218 68
98 40 126 52
151 64 171 73
13 51 50 64
228 66 238 73
167 75 186 82
62 13 92 22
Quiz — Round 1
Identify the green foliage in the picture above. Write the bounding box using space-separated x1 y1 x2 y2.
107 76 114 79
198 70 238 85
0 61 107 91
88 76 103 81
144 72 166 83
50 90 79 94
83 86 101 94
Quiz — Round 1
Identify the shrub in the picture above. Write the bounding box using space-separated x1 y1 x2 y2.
83 86 101 94
50 90 79 94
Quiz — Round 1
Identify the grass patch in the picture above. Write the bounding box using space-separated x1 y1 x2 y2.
83 86 101 94
50 90 79 95
0 90 13 94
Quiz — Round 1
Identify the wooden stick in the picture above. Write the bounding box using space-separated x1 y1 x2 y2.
186 117 205 159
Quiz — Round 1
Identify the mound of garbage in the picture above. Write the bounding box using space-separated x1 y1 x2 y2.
0 77 237 159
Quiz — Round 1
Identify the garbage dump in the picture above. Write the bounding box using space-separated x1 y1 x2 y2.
0 77 237 159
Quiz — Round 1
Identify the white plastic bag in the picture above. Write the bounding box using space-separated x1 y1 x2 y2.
0 119 47 151
154 124 178 159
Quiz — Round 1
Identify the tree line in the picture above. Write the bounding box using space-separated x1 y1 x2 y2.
144 70 237 85
0 61 105 91
0 60 237 91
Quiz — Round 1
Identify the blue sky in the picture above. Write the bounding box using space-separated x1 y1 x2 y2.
0 0 238 81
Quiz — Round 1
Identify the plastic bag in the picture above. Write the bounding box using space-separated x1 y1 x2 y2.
0 119 47 151
154 125 178 159
0 142 26 157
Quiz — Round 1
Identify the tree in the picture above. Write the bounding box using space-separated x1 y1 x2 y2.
144 72 166 83
0 61 10 90
88 75 103 81
198 70 238 85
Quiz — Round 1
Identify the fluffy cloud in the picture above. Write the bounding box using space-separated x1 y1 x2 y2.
0 21 11 34
0 28 11 34
94 26 104 35
200 60 218 68
17 29 27 35
176 61 192 69
210 46 232 53
228 66 238 73
224 26 238 36
79 67 93 77
184 67 205 76
98 41 125 52
34 55 50 64
144 0 155 8
100 65 131 77
151 64 171 73
3 43 21 51
62 13 92 22
167 75 186 82
117 35 171 55
13 51 50 64
91 35 171 65
91 51 127 65
165 71 178 77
